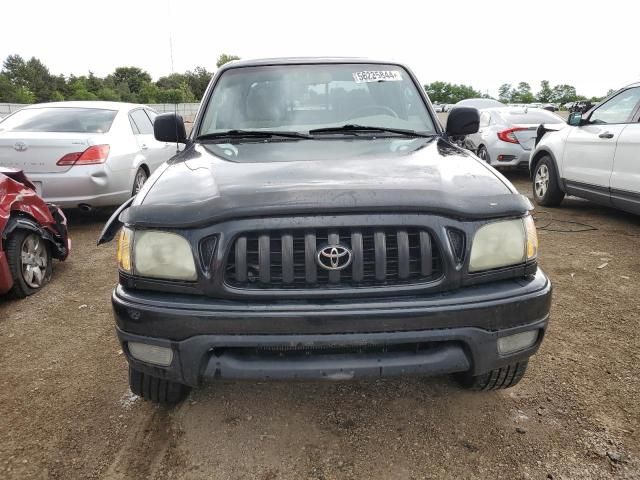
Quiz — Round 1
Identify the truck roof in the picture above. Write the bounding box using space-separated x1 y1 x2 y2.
219 57 407 70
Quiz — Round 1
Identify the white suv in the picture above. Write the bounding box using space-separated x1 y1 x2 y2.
529 83 640 214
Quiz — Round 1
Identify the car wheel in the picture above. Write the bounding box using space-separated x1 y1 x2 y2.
132 167 148 196
533 156 564 206
455 360 529 391
5 230 52 298
477 145 490 163
129 366 190 404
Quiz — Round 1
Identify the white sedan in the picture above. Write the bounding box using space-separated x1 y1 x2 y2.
529 82 640 214
0 101 175 210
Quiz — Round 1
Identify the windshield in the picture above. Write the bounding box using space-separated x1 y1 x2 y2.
198 64 435 136
0 107 118 133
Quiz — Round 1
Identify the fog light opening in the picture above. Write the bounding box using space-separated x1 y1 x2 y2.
128 342 173 366
497 330 538 355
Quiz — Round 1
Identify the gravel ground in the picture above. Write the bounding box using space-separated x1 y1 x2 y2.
1 170 639 480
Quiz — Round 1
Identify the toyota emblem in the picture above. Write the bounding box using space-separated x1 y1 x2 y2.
317 244 352 271
14 141 28 152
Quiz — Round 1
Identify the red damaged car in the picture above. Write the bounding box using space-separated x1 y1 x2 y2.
0 167 70 298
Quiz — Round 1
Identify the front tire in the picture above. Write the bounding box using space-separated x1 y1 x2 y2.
5 230 52 298
129 366 190 404
455 360 529 391
532 156 564 206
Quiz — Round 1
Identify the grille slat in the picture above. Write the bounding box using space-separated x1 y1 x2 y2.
234 236 247 282
374 231 386 281
419 231 432 276
281 234 294 284
351 231 364 282
227 226 443 290
258 234 271 284
304 233 317 284
397 229 410 280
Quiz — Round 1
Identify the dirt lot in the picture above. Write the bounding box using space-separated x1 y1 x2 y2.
1 172 639 480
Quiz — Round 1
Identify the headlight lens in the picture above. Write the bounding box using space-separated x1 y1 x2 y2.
133 231 197 281
117 227 133 273
469 216 537 272
524 215 538 260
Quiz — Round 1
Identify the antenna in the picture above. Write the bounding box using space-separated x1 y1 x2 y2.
167 0 179 153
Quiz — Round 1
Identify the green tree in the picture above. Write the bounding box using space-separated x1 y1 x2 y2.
423 81 482 104
86 71 103 94
2 55 53 102
156 72 189 90
184 66 212 99
11 86 36 103
216 54 240 68
2 54 27 86
50 91 65 101
108 67 152 96
96 87 120 101
550 84 577 104
512 82 534 103
138 83 160 103
537 80 553 103
498 83 512 103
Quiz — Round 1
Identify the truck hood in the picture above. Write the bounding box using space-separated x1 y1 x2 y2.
121 137 532 229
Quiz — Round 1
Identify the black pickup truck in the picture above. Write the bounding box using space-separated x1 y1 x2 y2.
99 58 551 404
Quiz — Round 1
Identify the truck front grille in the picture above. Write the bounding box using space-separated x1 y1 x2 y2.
225 227 442 289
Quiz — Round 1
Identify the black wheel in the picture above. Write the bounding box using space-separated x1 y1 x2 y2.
5 230 52 298
477 145 490 164
532 156 564 206
455 360 529 391
129 366 190 404
132 167 148 196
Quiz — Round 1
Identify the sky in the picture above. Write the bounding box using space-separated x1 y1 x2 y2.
1 0 637 98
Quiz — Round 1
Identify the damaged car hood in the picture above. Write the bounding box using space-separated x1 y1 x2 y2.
104 137 532 237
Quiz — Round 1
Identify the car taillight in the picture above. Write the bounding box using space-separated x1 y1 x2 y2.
56 145 110 166
497 128 526 144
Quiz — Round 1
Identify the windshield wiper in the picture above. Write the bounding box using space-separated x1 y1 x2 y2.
196 129 312 141
308 124 433 138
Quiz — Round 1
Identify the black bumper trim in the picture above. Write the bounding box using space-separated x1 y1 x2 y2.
204 344 470 381
117 317 547 386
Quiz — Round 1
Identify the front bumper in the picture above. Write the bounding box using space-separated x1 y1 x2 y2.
113 269 552 387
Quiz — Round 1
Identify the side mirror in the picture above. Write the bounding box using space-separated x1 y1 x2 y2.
154 113 188 143
567 111 583 126
446 107 480 136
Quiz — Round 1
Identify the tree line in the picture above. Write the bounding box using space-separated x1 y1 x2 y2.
0 53 240 104
425 80 614 105
0 53 615 107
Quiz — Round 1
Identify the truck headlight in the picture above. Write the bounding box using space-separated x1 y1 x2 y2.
469 216 538 272
116 228 197 281
134 231 197 280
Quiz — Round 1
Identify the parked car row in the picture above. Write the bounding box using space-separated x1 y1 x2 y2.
1 59 637 409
